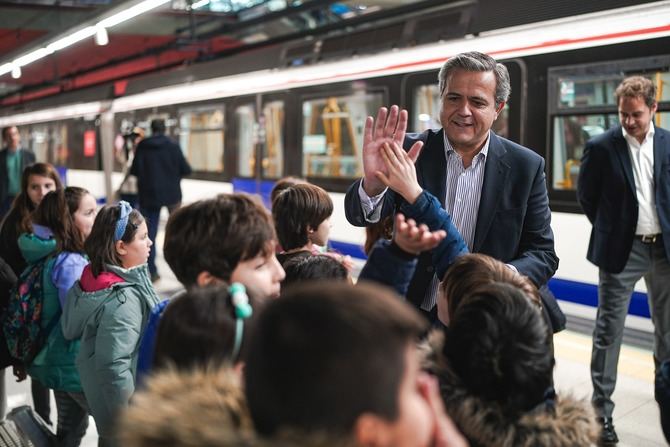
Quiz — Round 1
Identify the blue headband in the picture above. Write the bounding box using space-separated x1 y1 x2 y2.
229 282 253 361
114 201 133 241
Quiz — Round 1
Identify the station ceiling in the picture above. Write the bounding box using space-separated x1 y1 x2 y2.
0 0 660 106
0 0 439 101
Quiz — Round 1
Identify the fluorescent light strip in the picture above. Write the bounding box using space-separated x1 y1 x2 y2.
0 101 104 126
97 0 171 28
0 0 170 78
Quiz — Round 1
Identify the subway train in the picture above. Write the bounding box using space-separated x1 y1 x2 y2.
2 0 669 335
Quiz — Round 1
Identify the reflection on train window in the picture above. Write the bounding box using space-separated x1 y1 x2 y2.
261 101 284 178
302 92 382 178
412 84 509 138
236 104 256 177
552 114 616 190
557 76 619 108
178 106 224 173
24 123 69 167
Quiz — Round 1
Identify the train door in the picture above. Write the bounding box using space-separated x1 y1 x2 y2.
228 93 288 205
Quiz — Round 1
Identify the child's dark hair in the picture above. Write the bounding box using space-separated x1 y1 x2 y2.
32 189 85 253
164 193 275 287
84 203 144 276
272 183 333 251
12 163 63 234
270 176 306 205
244 281 426 437
282 255 348 290
153 285 259 371
443 282 553 416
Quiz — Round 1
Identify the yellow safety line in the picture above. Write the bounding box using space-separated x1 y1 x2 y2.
554 330 654 383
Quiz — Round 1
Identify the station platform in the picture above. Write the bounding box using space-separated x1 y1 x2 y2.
3 223 666 446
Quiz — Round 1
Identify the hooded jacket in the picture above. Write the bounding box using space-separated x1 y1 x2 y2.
62 262 160 437
118 367 356 447
422 332 599 447
18 226 86 392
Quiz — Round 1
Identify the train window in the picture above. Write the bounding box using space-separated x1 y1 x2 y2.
550 61 670 192
261 100 284 178
302 92 383 178
556 76 619 109
411 83 509 138
236 104 256 177
551 114 616 190
178 106 224 173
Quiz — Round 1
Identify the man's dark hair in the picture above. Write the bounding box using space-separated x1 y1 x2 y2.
272 183 333 251
244 281 426 437
153 285 260 370
282 254 348 290
443 282 554 415
438 51 511 107
85 204 144 276
150 119 166 135
164 193 276 287
270 176 306 205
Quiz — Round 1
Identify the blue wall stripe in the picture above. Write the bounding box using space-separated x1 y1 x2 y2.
548 277 650 318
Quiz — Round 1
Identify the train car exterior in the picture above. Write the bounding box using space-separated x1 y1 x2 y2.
2 1 670 332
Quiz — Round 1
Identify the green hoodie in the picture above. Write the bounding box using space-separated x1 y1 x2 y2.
18 232 83 392
62 263 160 438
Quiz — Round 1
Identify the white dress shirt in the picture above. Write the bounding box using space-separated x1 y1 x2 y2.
623 122 662 235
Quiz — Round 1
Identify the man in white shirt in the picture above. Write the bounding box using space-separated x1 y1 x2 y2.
578 76 670 445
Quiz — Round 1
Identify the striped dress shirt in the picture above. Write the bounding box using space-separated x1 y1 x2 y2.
420 131 489 310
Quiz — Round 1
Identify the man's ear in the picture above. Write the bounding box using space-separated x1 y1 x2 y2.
495 101 506 118
115 240 127 257
354 413 392 447
196 271 225 287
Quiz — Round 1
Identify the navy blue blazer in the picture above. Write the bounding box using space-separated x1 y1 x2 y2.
577 125 670 274
345 129 559 306
0 148 35 205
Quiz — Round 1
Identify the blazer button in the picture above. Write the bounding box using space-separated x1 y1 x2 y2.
426 266 434 273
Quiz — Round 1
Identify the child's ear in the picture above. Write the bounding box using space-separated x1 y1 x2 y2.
115 240 127 257
354 413 392 447
196 271 225 287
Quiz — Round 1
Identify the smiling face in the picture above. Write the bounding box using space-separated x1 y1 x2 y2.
440 69 504 156
230 248 286 300
116 221 152 269
73 193 98 240
619 95 656 144
26 174 57 207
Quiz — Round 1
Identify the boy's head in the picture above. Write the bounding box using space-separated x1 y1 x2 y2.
444 282 553 415
153 285 260 371
272 183 333 251
270 176 307 205
282 254 349 290
245 281 437 446
164 193 284 298
439 253 541 325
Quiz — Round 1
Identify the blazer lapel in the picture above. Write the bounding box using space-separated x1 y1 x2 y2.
612 129 636 194
416 129 447 206
654 128 668 183
473 133 510 252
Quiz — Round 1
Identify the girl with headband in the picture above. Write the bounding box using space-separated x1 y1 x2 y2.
62 201 160 447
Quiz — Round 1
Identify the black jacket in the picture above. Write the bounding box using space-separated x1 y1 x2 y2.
130 135 192 209
344 130 559 313
578 125 670 273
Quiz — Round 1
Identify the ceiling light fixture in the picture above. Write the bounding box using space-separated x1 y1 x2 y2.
0 0 170 78
95 27 110 46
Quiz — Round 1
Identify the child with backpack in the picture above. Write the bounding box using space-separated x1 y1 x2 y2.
61 201 160 447
7 188 97 447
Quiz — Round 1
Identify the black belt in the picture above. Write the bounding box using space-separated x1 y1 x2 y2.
636 234 661 244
